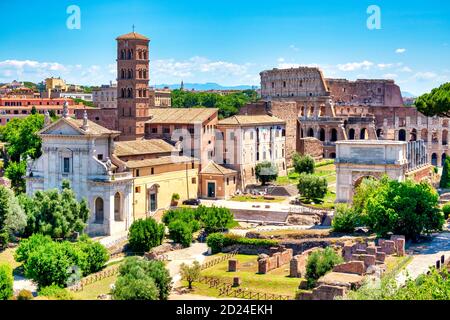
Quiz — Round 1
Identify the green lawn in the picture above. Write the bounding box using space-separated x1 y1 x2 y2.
190 254 301 298
71 274 118 300
276 164 336 187
299 190 336 210
230 195 286 203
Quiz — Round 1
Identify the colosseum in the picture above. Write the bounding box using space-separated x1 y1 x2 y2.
240 66 449 167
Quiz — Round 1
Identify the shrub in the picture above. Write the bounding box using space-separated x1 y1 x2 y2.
332 204 362 233
171 193 180 201
39 285 74 300
113 257 171 300
297 173 328 201
128 218 165 253
440 158 450 188
168 220 193 247
16 289 33 300
442 203 450 220
255 161 278 185
118 257 172 300
77 236 109 274
0 264 13 300
180 261 201 289
199 206 234 233
305 247 343 288
352 177 381 213
162 208 201 232
206 233 278 254
0 185 27 246
293 153 315 174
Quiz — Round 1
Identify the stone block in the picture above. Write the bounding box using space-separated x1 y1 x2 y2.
355 249 367 255
312 285 347 300
366 246 377 256
342 245 353 262
299 279 308 290
233 277 241 287
228 259 238 272
380 240 396 255
333 261 365 275
394 239 405 257
376 252 386 263
258 258 268 274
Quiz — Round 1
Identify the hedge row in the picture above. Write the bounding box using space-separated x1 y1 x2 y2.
206 233 278 254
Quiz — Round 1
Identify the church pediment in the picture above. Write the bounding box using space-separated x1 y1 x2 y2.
39 118 84 136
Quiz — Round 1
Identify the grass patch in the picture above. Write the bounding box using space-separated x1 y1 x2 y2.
195 254 300 297
230 195 286 203
299 190 336 210
0 248 20 270
71 274 118 300
384 255 413 277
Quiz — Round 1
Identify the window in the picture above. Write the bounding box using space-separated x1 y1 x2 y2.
151 168 154 175
283 81 286 88
136 169 140 177
63 158 70 173
135 186 141 193
192 177 197 184
151 127 158 134
227 178 229 185
163 127 170 134
97 154 103 161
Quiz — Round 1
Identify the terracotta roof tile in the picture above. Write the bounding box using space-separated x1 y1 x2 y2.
200 161 237 175
114 139 175 157
146 108 218 124
217 115 285 126
125 156 197 169
116 32 149 41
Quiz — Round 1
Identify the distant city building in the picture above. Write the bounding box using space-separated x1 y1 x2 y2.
58 92 93 101
45 77 68 92
150 87 171 108
93 83 117 108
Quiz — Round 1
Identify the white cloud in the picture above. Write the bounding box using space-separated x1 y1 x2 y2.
398 66 413 73
337 60 374 71
383 73 398 79
289 44 299 52
413 72 437 81
377 63 394 70
395 48 406 54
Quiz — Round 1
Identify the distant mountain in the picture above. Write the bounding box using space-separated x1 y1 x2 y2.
154 82 259 91
402 91 417 98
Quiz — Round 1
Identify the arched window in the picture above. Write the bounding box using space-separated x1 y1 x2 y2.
360 128 367 140
148 185 159 212
308 128 314 137
443 130 448 145
410 129 417 141
432 153 438 166
331 128 338 142
95 198 104 223
319 128 325 142
114 193 123 221
329 152 336 159
348 128 355 140
421 129 428 142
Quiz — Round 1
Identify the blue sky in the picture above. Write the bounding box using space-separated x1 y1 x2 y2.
0 0 449 95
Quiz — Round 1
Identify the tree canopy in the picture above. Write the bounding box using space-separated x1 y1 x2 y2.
415 82 450 117
171 89 258 119
0 186 27 246
255 161 279 185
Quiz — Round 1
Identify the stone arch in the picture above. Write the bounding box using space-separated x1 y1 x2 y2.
360 128 367 140
376 128 383 138
95 197 104 223
329 152 336 159
114 192 123 221
307 128 314 137
319 128 325 141
353 175 380 189
348 128 355 140
398 129 407 141
331 128 338 142
431 153 438 166
442 130 448 145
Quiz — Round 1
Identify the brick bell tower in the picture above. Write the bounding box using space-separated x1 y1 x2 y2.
116 31 152 141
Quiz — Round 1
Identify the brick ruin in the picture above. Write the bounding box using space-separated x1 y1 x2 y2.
297 235 406 300
241 66 450 167
257 247 293 274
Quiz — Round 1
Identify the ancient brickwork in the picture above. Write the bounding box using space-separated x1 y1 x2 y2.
257 248 293 274
298 137 323 161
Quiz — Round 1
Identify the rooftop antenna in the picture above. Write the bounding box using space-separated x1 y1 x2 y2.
132 24 135 33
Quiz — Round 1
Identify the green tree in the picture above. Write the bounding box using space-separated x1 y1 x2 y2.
440 157 450 188
180 261 201 289
77 235 109 274
442 203 450 220
31 106 37 115
128 218 165 253
352 177 381 213
415 82 450 117
364 179 444 240
255 161 279 185
21 182 89 239
0 114 44 162
297 173 328 201
4 161 27 194
168 220 193 247
0 185 27 246
305 247 343 288
196 205 235 233
113 274 159 300
0 264 13 300
118 257 172 300
292 153 315 174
